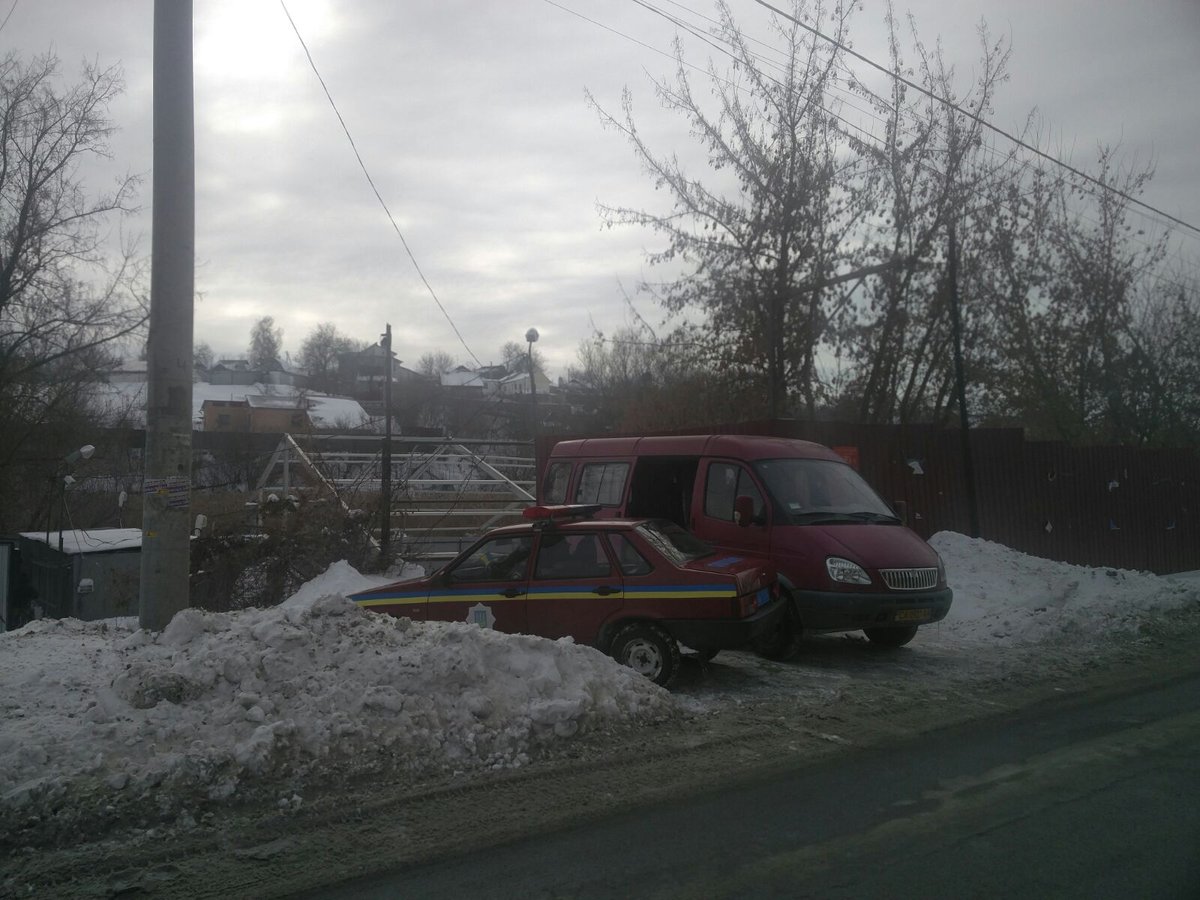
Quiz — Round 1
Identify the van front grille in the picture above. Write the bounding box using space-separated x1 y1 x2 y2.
880 567 938 591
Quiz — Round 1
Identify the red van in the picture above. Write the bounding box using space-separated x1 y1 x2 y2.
541 435 952 656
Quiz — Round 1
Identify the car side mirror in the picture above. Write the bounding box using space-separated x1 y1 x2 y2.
893 500 908 525
733 495 756 528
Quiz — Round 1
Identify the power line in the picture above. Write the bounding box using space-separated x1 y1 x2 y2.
750 0 1200 238
555 0 1197 277
633 0 1199 246
279 1 483 367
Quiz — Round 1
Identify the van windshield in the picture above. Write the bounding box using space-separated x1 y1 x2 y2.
636 520 715 565
754 459 899 524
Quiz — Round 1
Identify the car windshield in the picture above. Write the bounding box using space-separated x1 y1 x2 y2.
754 458 899 524
635 519 715 565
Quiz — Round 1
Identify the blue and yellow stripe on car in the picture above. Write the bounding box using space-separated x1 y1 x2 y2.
353 589 426 608
354 582 741 608
622 584 738 600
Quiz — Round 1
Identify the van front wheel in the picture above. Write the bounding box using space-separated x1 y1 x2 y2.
610 622 680 687
753 621 797 661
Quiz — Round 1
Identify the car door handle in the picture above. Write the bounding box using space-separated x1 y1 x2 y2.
593 585 620 596
501 588 526 598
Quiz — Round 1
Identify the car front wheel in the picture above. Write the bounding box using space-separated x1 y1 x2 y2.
610 622 681 687
863 625 919 647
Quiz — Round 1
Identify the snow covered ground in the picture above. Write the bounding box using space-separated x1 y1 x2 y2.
1 534 1197 847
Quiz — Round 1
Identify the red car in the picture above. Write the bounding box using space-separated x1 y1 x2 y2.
350 505 785 686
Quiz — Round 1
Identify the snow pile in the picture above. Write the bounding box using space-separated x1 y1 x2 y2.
932 531 1199 644
0 569 673 840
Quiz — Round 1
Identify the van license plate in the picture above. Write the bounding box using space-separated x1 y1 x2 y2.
895 608 930 622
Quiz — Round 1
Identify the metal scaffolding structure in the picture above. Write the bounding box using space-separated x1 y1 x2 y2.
255 434 535 563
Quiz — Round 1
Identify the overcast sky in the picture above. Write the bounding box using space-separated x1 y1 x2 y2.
7 0 1200 377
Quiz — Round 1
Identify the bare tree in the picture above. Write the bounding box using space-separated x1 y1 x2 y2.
194 340 214 370
841 8 1016 424
0 52 145 529
299 322 364 392
590 0 870 419
500 340 546 377
248 316 282 370
416 349 456 378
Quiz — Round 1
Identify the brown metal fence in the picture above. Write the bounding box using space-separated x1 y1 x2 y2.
548 420 1200 575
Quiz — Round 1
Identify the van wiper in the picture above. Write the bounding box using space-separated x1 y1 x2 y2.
842 511 902 524
791 511 859 524
791 510 900 525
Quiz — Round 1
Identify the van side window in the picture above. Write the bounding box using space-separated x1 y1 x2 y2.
607 533 653 576
542 461 572 504
704 462 765 522
575 462 629 507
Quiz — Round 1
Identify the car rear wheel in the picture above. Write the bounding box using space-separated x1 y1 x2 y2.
863 625 919 647
610 622 680 687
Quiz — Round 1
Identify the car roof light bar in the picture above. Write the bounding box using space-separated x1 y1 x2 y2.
522 504 603 522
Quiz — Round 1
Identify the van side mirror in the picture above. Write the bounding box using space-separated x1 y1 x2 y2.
733 495 755 528
893 500 908 525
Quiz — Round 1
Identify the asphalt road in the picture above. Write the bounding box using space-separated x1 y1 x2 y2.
307 670 1200 899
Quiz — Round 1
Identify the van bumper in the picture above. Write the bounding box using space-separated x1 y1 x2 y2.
791 587 953 631
660 596 789 650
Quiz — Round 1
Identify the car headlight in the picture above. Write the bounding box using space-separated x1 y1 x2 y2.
826 556 871 585
936 552 947 584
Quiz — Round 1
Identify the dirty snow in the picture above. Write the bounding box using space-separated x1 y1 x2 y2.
1 532 1197 842
930 531 1198 645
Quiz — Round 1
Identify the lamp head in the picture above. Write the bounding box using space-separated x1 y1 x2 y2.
525 327 539 344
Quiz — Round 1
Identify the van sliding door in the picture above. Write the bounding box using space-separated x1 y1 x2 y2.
694 460 771 559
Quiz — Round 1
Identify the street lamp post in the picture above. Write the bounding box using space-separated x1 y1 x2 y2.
49 444 95 552
525 328 539 467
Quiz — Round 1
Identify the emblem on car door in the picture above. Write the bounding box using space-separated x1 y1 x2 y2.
467 602 496 629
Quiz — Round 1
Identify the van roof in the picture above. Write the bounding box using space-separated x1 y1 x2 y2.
548 434 844 462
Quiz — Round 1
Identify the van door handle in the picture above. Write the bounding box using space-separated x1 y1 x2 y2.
500 588 526 598
593 585 620 596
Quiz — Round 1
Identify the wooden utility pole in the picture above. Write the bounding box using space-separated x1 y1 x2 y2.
380 324 392 560
139 1 195 630
947 225 981 539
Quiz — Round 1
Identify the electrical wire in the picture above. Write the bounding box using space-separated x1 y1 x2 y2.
552 0 1199 295
279 1 483 367
750 0 1200 238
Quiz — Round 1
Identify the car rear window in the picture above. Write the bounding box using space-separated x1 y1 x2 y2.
607 533 653 576
635 520 713 565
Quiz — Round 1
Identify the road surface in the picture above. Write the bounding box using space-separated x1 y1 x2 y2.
314 670 1200 899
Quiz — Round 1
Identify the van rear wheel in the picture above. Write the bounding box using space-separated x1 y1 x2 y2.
864 625 919 647
610 622 680 687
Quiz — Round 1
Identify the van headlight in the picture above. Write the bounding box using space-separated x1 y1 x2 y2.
826 556 871 585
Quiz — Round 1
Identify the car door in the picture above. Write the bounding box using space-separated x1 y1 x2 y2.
526 530 623 644
429 533 533 634
693 459 771 560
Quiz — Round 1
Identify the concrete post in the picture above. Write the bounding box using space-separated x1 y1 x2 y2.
139 0 195 630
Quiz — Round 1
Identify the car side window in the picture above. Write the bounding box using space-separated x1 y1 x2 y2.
449 535 533 582
704 462 765 521
534 533 612 579
574 462 629 506
542 461 572 504
607 533 653 576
